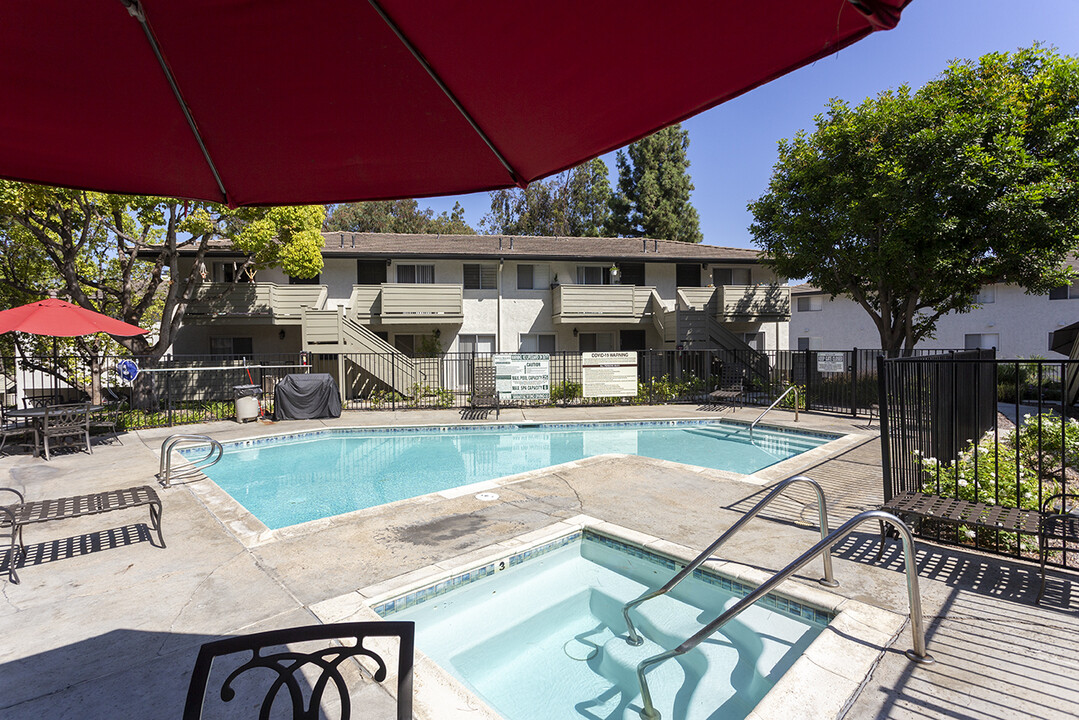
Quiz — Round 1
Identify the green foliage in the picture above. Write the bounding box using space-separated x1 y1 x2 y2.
369 388 406 408
607 124 702 243
408 383 454 408
415 332 443 358
482 158 612 237
778 385 806 410
324 199 475 235
915 413 1079 550
750 45 1079 353
550 381 582 402
642 374 705 402
996 358 1059 403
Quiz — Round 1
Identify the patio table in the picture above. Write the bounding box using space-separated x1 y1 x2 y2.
7 404 103 458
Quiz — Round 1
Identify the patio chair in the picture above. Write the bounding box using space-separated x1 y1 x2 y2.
707 368 745 409
470 359 500 418
182 622 414 720
36 402 92 460
0 407 34 456
1037 493 1079 604
90 399 126 445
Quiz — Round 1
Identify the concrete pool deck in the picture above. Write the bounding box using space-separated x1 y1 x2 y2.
1 405 1077 719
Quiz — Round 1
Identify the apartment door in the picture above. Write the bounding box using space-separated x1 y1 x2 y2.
453 334 496 396
619 330 646 351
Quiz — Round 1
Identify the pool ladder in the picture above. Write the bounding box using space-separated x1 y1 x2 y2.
623 475 934 720
749 385 799 438
158 434 223 488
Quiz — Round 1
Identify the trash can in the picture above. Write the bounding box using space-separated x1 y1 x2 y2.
233 384 262 422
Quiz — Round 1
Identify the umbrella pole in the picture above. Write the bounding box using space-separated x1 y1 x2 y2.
53 336 59 401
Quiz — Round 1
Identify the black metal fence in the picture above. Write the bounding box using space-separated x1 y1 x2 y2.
3 346 965 429
879 351 1079 567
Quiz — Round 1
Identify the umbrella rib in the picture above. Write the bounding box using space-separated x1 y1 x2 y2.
121 0 230 205
367 0 525 188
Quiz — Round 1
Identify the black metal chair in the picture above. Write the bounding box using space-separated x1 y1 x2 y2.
36 402 92 460
0 406 34 456
1037 493 1079 604
90 399 127 445
183 622 415 720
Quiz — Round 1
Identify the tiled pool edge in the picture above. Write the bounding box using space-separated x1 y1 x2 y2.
308 516 907 720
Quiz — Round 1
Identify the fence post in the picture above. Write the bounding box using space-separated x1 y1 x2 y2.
851 348 859 418
804 350 813 412
877 355 892 502
391 356 396 411
563 351 568 408
167 370 173 427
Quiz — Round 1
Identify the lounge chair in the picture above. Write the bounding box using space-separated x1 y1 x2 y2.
470 359 500 418
708 369 745 409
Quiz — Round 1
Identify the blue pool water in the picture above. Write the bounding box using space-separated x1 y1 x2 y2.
382 532 828 720
195 421 832 529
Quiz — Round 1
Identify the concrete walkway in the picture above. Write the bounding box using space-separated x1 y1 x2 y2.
1 405 1076 719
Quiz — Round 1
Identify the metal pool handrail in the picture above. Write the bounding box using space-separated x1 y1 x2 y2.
750 385 799 437
159 434 223 488
622 475 837 648
635 510 935 720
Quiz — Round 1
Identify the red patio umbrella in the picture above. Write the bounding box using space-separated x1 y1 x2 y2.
0 299 147 338
0 0 910 207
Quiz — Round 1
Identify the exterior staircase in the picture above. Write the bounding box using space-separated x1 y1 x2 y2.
674 290 770 384
301 307 419 396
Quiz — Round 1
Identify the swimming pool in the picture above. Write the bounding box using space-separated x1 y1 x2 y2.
379 530 829 720
191 420 836 530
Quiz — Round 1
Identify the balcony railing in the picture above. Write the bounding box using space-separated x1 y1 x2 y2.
376 283 464 323
716 284 790 321
552 284 657 323
185 283 327 322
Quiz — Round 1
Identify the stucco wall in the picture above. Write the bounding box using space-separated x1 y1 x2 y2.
790 283 1075 357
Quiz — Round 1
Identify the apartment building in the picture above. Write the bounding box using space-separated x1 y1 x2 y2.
790 280 1079 357
172 232 790 358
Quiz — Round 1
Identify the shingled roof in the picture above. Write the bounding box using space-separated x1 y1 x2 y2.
192 232 763 263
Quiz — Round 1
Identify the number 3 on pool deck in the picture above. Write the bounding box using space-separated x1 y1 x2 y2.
498 561 505 571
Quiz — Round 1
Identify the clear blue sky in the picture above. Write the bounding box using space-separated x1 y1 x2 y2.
422 0 1079 249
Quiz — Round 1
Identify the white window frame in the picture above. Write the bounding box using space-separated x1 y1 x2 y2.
463 263 497 290
713 267 752 286
576 265 608 285
578 331 615 352
395 264 435 284
796 295 823 312
519 333 556 353
797 336 824 351
975 286 996 304
964 333 999 351
457 334 496 354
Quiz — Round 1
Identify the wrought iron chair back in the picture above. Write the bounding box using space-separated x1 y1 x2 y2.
39 402 92 460
183 622 414 720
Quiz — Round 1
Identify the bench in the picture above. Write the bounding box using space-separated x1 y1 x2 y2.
1 485 164 584
879 491 1079 603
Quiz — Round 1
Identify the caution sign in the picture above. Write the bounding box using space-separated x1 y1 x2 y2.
494 353 550 400
816 352 846 373
582 351 638 398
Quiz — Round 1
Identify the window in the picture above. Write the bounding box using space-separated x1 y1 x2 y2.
288 273 320 285
619 262 646 287
796 295 823 312
393 334 416 356
578 332 615 352
516 263 549 290
965 333 999 350
457 334 495 354
975 286 995 304
357 260 386 285
797 337 823 351
619 329 647 351
519 333 556 353
676 264 701 287
741 332 765 351
576 266 607 285
210 337 253 356
214 261 252 283
395 264 434 283
1049 282 1079 300
713 267 751 286
463 263 497 290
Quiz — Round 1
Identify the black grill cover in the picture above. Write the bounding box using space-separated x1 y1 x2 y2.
272 373 342 420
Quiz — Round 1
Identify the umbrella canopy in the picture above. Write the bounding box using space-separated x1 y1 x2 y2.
0 0 910 207
0 299 148 338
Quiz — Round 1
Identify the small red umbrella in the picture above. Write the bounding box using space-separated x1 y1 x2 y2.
0 0 911 207
0 299 147 337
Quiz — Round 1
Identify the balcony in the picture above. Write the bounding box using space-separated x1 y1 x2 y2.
348 283 463 324
716 284 791 321
676 285 791 322
185 282 327 323
552 284 657 324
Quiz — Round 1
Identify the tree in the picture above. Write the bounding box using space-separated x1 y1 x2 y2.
324 199 474 235
750 46 1079 353
606 124 702 243
0 183 326 381
480 158 612 237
